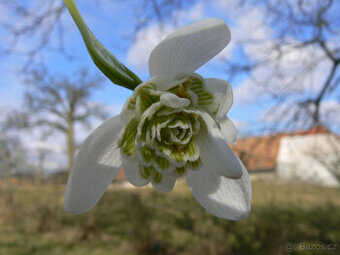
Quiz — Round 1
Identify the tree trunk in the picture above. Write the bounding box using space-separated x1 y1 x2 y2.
67 117 75 174
3 141 13 204
37 150 45 184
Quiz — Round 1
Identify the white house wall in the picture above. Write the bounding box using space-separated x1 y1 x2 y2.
277 134 340 188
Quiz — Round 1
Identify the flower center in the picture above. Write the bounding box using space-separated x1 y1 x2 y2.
119 74 215 183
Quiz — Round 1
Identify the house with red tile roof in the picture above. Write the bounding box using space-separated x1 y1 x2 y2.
232 126 340 187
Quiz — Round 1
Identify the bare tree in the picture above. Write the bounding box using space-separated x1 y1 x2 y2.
219 0 339 132
0 0 191 70
22 68 108 173
129 0 195 38
1 0 338 132
0 116 29 203
0 0 67 71
0 117 29 177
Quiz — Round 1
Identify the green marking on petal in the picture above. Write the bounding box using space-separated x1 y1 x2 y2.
185 76 214 107
170 150 185 163
140 82 156 91
167 75 214 108
169 80 190 98
141 146 153 163
156 106 181 117
168 116 190 129
155 156 170 169
171 139 199 163
190 117 200 135
153 171 163 183
135 83 161 114
127 97 136 110
137 96 149 114
189 84 202 90
140 164 153 179
140 118 150 144
174 167 186 175
197 92 214 105
120 118 138 156
187 139 196 158
187 157 201 169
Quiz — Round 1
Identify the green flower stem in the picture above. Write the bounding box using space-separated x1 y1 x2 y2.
64 0 142 90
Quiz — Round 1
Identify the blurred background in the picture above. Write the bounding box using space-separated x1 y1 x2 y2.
0 0 339 254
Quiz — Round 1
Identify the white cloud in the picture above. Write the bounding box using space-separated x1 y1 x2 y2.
256 99 340 133
103 103 122 116
126 2 205 73
233 78 263 104
126 25 170 73
210 4 333 105
0 4 10 23
0 65 25 114
321 100 340 129
173 2 205 23
215 7 273 62
232 119 248 135
233 42 332 104
29 140 64 153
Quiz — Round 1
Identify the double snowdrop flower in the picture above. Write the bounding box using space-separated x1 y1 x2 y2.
65 18 251 220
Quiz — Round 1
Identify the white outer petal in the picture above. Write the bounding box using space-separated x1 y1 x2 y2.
219 117 237 145
199 111 242 179
122 159 150 186
152 174 176 192
187 157 251 220
205 78 233 122
64 115 125 214
149 18 231 79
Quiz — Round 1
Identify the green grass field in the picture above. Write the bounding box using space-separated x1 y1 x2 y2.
0 180 339 255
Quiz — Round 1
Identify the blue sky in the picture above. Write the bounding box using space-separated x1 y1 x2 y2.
0 0 339 171
1 0 339 130
78 0 265 127
0 0 262 126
